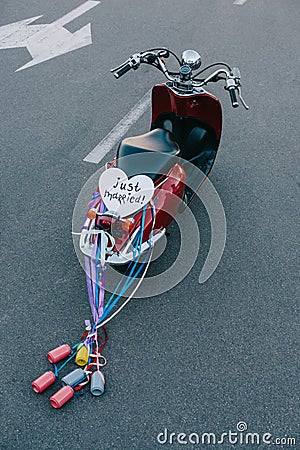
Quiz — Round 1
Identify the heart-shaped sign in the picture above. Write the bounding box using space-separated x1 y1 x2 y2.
99 168 155 217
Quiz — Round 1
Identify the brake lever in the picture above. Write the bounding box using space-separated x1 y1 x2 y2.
237 87 249 110
157 49 170 58
230 68 249 110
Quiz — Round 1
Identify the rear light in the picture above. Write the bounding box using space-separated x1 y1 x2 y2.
89 214 135 239
123 219 134 232
110 218 134 240
99 218 111 230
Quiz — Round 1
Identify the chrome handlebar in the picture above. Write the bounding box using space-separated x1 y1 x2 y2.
111 50 249 109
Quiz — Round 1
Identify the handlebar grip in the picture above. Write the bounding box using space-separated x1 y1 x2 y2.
229 87 239 108
113 63 132 79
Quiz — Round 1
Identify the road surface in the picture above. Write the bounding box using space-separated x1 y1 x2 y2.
0 0 299 448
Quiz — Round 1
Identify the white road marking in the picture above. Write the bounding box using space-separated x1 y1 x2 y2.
83 89 152 164
0 1 100 72
233 0 248 5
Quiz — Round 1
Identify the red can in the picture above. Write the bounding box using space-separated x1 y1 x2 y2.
50 386 74 409
32 371 56 393
47 344 71 364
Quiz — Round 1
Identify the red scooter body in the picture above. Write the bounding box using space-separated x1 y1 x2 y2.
151 84 222 140
91 83 223 259
86 43 251 264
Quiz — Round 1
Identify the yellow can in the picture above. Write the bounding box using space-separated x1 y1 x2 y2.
75 344 89 367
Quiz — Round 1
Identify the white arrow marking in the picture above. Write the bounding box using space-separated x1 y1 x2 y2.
0 1 100 72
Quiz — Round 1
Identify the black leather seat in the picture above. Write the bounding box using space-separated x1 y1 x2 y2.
117 129 179 157
116 129 180 180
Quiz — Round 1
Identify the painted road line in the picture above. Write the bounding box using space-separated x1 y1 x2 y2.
233 0 248 5
83 89 152 164
0 1 100 72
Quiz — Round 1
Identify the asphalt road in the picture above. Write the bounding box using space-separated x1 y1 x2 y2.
1 0 299 449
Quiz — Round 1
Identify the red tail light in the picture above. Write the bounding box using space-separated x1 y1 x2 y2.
98 218 112 230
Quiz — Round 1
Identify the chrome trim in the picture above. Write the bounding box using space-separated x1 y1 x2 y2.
165 82 206 96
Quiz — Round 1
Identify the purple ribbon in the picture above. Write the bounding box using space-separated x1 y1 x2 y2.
85 200 106 324
85 255 97 323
